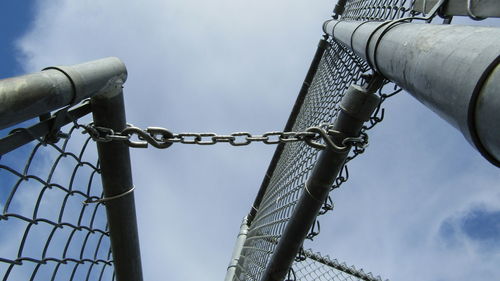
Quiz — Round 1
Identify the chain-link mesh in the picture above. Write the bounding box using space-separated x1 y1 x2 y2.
341 0 417 21
290 250 383 281
0 113 115 281
234 38 388 281
1 1 461 280
233 1 417 280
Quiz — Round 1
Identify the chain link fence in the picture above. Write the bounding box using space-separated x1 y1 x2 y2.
231 0 423 280
290 250 384 281
233 39 366 281
2 0 496 280
341 0 417 21
0 107 115 280
233 36 399 281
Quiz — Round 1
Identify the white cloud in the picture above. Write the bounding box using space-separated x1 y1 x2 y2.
15 1 500 281
308 91 500 280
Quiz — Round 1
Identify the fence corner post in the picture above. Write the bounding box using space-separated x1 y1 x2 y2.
91 78 144 281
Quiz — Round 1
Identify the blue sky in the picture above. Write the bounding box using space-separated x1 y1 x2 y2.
0 1 34 78
1 1 500 281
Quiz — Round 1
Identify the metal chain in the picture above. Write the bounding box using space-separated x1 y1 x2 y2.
305 82 402 242
80 124 369 152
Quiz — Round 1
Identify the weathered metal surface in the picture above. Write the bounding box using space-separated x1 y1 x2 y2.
91 88 144 281
225 217 250 281
0 57 127 130
260 84 380 281
475 62 500 163
324 19 500 166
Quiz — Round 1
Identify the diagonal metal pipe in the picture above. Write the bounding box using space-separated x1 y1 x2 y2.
260 83 381 281
323 19 500 167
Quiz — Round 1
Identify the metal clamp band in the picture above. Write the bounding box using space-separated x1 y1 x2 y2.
350 21 372 51
330 20 342 42
365 0 447 73
467 55 500 167
303 182 323 203
467 0 485 21
42 67 79 105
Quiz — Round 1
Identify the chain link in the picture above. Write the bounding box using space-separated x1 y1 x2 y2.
304 83 403 243
81 124 369 152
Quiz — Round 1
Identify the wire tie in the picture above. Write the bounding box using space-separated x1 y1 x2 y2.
83 186 135 205
303 182 323 203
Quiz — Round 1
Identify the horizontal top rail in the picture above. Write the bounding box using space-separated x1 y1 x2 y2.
0 57 127 130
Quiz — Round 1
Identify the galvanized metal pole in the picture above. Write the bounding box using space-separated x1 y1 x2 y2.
91 86 144 281
260 83 381 281
224 216 249 281
323 20 500 166
0 57 127 130
0 57 143 280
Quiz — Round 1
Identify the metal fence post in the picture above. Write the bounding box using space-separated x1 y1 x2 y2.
91 85 144 281
0 57 143 280
260 82 381 281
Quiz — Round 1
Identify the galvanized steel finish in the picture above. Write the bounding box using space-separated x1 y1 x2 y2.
0 117 116 280
232 39 398 281
0 57 127 130
1 0 498 281
0 58 143 281
230 0 482 280
323 10 500 166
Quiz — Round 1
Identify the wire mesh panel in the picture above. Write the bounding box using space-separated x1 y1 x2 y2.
291 251 383 281
233 1 418 280
341 0 417 21
235 40 366 281
0 109 115 281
